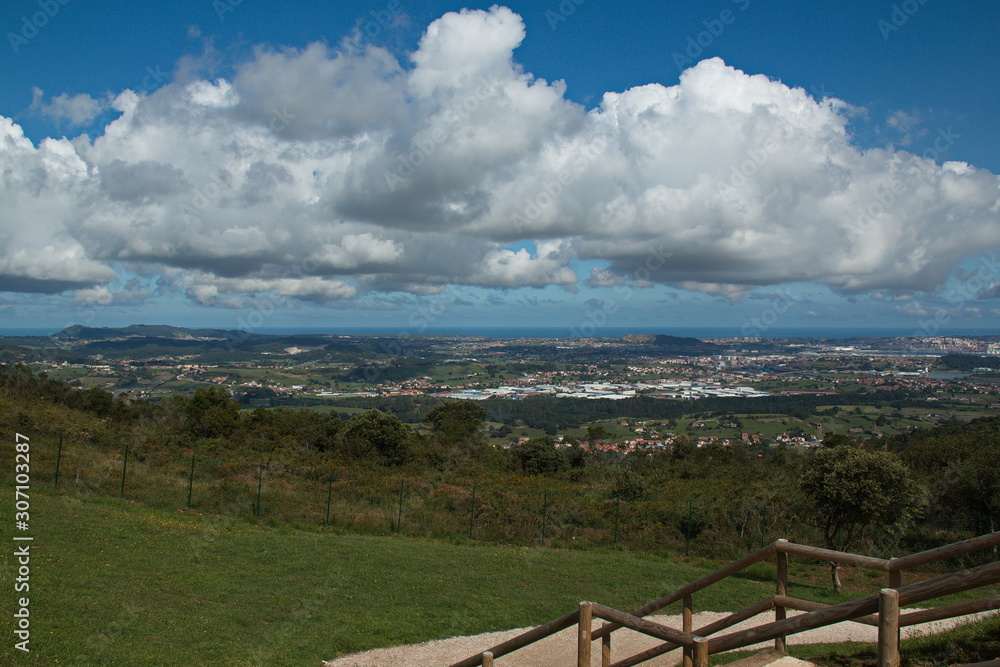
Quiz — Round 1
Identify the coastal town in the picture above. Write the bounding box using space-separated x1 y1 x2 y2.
6 325 999 452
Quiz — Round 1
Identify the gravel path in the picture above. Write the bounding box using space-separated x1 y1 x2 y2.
322 609 996 666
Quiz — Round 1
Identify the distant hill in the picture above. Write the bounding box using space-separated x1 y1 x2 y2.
53 324 233 340
938 353 1000 372
622 334 721 354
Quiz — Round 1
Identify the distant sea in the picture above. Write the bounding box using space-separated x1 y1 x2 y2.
256 326 1000 339
4 325 998 340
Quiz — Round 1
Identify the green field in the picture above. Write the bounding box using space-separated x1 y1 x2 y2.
1 491 997 665
1 492 784 666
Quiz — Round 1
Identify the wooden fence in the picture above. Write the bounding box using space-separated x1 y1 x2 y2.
450 530 1000 667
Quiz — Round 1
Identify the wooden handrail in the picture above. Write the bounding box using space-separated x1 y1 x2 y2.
610 598 776 667
890 531 1000 571
709 590 883 653
449 531 1000 667
709 559 1000 654
897 560 1000 606
774 595 879 626
776 541 891 571
591 543 777 641
448 607 580 667
900 596 1000 627
590 604 696 646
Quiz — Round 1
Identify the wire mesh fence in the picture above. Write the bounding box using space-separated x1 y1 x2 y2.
10 434 993 563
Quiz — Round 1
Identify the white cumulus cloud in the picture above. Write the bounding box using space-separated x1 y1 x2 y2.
0 6 998 313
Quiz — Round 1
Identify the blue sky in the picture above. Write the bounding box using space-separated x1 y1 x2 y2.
1 0 999 337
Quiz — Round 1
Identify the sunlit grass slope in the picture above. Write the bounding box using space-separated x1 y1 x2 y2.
0 492 776 666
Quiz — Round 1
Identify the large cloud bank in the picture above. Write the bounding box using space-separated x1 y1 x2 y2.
2 6 998 307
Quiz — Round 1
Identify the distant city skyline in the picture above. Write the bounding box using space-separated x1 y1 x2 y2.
1 1 998 333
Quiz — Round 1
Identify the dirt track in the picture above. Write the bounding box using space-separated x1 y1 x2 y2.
322 608 997 666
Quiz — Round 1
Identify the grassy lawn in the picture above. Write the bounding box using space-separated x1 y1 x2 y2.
784 613 1000 666
0 493 996 666
1 492 776 666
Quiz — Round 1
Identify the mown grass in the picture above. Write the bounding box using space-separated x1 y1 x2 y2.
0 491 775 666
785 612 1000 666
1 492 996 666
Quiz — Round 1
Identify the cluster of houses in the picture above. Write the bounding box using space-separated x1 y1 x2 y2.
437 379 770 401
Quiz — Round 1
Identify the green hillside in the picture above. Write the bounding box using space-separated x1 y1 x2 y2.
1 492 774 666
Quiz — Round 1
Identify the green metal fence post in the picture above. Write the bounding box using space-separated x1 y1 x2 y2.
53 436 63 489
992 515 997 558
255 465 263 519
541 490 548 542
613 497 620 545
324 474 333 527
187 455 196 509
119 444 129 499
468 483 477 540
396 479 404 534
761 504 768 548
686 499 693 556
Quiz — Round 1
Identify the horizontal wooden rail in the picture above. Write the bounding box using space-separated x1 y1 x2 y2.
709 559 1000 654
891 531 1000 571
774 596 879 627
897 560 1000 607
448 607 580 667
776 542 891 571
590 604 696 646
592 543 777 641
900 596 1000 626
710 590 882 653
772 593 1000 631
610 598 776 667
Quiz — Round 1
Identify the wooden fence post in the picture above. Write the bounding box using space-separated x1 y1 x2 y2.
601 622 612 667
692 637 709 667
683 594 694 667
888 557 902 589
481 650 493 667
578 602 593 667
775 541 788 652
878 588 901 667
